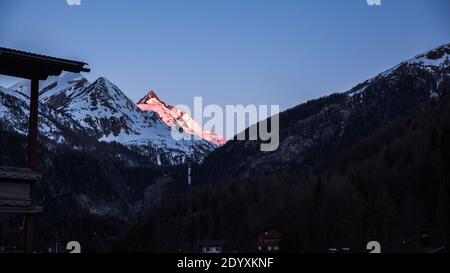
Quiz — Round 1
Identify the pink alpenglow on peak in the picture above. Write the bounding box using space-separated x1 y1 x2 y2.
137 91 227 146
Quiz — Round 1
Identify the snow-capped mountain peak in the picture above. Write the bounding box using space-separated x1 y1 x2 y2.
382 43 450 77
3 70 226 163
346 43 450 97
56 77 216 163
60 77 149 137
139 90 163 104
408 43 450 68
137 91 227 146
10 72 91 109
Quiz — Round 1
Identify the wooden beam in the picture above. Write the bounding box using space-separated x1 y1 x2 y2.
28 77 39 172
0 206 43 214
0 167 42 181
24 77 39 253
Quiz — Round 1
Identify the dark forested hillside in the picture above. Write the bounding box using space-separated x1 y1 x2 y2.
117 89 450 253
196 45 450 183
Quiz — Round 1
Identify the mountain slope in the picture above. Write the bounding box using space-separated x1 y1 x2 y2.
59 77 150 139
0 85 90 144
197 43 450 182
58 77 215 163
10 72 91 109
137 91 227 146
6 75 217 164
127 82 450 253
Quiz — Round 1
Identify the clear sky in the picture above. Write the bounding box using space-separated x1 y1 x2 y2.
0 0 449 111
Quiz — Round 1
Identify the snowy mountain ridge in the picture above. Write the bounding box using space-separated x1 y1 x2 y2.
137 91 227 146
2 75 221 164
346 43 450 97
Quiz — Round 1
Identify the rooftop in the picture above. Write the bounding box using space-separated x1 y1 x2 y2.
0 47 90 80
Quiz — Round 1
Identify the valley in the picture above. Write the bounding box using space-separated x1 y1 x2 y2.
0 43 449 252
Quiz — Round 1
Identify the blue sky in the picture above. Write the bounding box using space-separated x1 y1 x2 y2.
0 0 449 111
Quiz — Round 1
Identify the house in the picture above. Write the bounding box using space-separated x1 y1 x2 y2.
256 227 282 252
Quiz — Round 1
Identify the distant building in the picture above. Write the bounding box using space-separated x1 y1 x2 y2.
197 240 225 253
328 246 352 253
256 228 282 252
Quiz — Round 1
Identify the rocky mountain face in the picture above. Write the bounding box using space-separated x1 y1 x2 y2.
10 72 91 110
137 91 227 146
0 84 89 144
1 75 220 165
197 43 450 183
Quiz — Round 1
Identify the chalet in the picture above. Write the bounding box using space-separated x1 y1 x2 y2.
256 227 282 252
